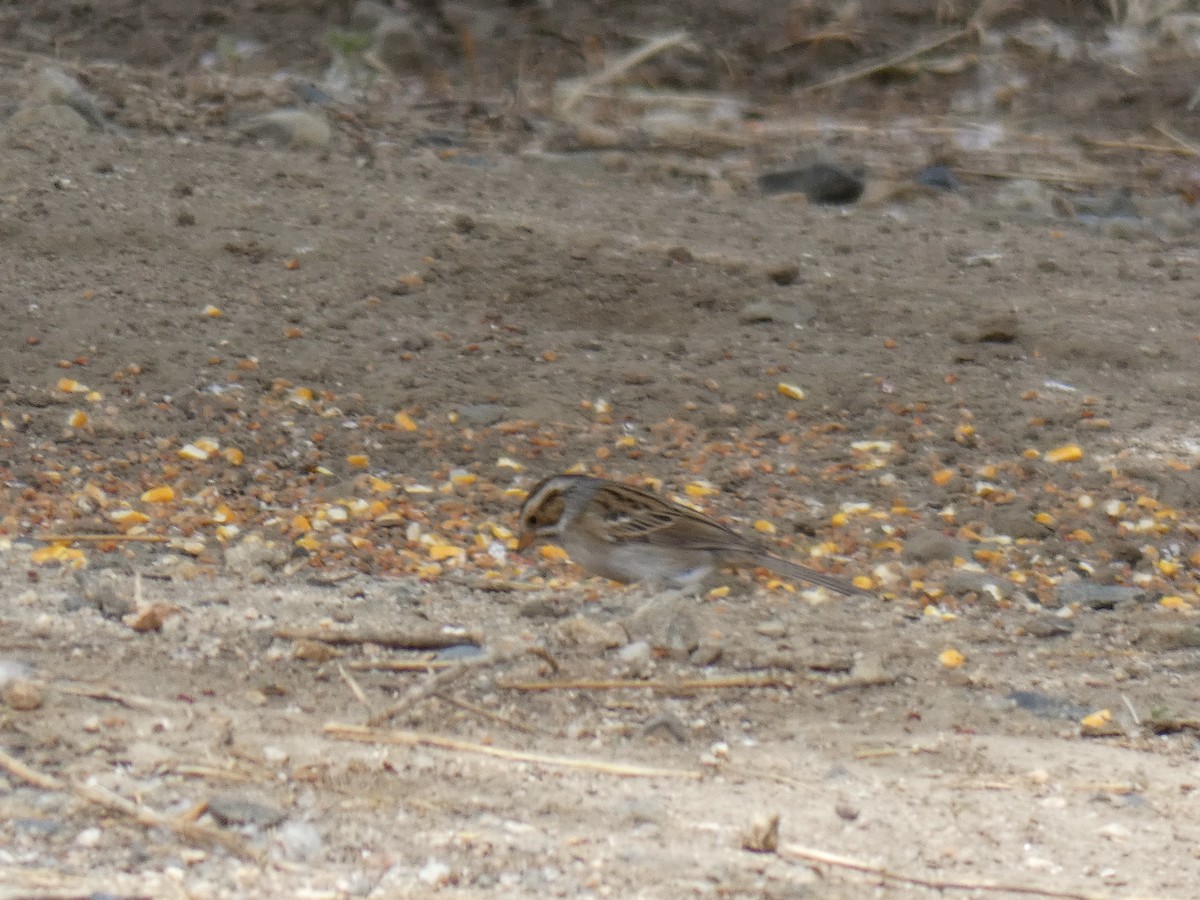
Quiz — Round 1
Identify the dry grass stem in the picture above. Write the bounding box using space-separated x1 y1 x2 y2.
34 532 171 543
325 723 703 779
781 843 1111 899
499 674 791 693
557 30 691 113
0 748 260 863
276 625 481 650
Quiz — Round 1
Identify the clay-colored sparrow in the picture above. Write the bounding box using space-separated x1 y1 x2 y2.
517 474 869 596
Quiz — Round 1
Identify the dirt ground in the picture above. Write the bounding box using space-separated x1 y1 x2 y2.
3 2 1200 898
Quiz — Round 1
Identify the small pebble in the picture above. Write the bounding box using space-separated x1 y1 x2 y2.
642 712 688 743
3 679 45 711
834 801 860 822
759 163 864 204
1057 583 1146 610
207 793 287 829
75 826 103 848
553 615 627 651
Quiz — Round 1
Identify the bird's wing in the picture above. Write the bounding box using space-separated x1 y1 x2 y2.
590 482 751 550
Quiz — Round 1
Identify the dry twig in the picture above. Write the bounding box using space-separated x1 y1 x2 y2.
367 653 491 726
781 842 1110 899
338 663 374 715
325 723 702 779
956 168 1109 185
435 693 538 734
499 674 791 693
1152 123 1200 157
54 681 164 710
0 748 260 863
275 625 480 651
34 532 170 543
801 27 973 93
557 30 691 113
347 658 456 672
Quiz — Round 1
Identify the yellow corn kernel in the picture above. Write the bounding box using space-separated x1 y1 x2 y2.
109 509 150 525
67 410 88 428
346 454 369 469
31 545 87 567
179 443 211 461
394 412 419 431
1080 709 1111 729
222 447 244 466
428 543 465 561
1046 444 1083 463
539 544 570 562
938 648 965 669
776 382 805 401
753 519 776 534
141 486 175 504
203 305 222 317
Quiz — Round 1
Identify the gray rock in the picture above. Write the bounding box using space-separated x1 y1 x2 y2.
993 178 1057 220
617 640 653 677
944 570 1004 597
553 615 626 651
456 403 505 427
1133 623 1200 650
224 536 289 580
25 68 112 131
642 712 688 743
274 820 323 862
953 311 1019 344
902 530 967 563
623 595 699 660
759 163 864 204
7 103 89 135
72 569 135 619
1024 616 1074 638
1008 690 1089 721
207 793 287 829
987 504 1049 539
737 297 816 326
241 109 331 149
1056 582 1146 609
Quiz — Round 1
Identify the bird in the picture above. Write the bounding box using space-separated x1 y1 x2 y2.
516 474 870 596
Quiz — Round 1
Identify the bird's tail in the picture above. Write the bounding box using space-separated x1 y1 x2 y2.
753 554 872 597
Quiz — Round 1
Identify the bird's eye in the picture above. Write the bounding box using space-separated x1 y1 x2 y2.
530 491 564 528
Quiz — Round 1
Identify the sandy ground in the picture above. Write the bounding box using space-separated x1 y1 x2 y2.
3 3 1200 898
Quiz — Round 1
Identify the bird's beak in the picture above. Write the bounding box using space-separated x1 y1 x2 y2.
515 530 535 551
